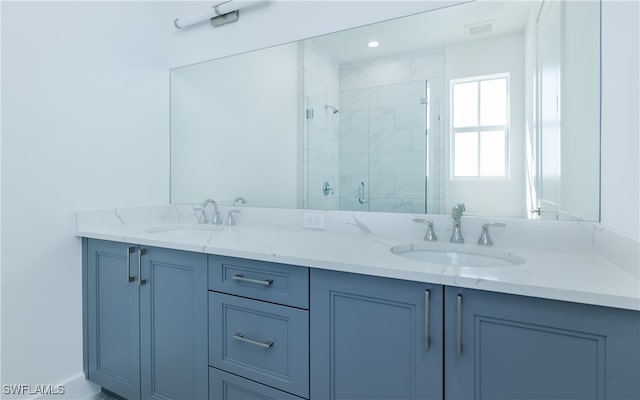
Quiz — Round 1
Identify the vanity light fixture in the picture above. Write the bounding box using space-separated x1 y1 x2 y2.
174 0 269 29
367 40 380 48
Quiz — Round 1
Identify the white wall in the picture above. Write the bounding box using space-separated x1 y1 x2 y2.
171 43 300 207
600 0 640 240
445 32 526 217
1 2 171 398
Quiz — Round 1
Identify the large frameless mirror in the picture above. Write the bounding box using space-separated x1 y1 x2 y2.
171 0 601 221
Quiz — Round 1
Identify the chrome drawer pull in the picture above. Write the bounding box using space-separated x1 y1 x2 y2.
232 274 273 286
126 246 136 283
233 333 274 348
138 248 147 286
457 294 462 358
425 289 430 351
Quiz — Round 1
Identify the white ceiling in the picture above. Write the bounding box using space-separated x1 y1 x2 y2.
310 1 534 65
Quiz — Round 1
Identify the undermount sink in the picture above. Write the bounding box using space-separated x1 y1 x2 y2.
391 243 524 267
145 224 224 238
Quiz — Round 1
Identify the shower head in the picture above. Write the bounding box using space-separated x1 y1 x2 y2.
324 104 339 114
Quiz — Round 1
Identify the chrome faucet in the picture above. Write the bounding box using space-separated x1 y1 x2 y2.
233 197 247 206
477 223 506 246
200 198 222 224
450 203 466 243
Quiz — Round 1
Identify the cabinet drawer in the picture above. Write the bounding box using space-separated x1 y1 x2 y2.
209 293 309 398
208 255 309 309
209 368 305 400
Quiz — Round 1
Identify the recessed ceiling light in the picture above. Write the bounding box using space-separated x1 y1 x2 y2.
367 41 379 48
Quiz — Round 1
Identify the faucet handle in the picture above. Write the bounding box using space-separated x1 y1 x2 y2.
478 222 506 246
413 219 438 242
226 210 240 226
194 207 208 224
424 221 437 241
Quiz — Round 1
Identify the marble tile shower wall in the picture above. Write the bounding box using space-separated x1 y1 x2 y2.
338 48 447 214
304 40 340 210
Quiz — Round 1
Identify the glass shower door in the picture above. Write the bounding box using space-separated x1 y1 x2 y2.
337 81 428 213
304 81 429 214
367 81 428 213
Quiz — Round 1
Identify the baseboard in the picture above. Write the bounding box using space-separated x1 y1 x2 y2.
31 374 101 400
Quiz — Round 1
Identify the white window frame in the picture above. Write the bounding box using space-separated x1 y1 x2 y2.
449 73 511 180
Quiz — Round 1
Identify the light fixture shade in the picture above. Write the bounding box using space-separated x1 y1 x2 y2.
367 41 380 48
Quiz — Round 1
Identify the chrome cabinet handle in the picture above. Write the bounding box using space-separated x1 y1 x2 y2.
126 247 136 283
425 290 430 351
232 274 273 286
233 333 274 348
358 182 365 204
457 294 462 357
138 248 147 286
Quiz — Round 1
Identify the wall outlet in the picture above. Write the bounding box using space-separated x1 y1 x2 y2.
303 212 326 229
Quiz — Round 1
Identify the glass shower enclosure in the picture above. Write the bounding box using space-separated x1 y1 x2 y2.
304 80 436 214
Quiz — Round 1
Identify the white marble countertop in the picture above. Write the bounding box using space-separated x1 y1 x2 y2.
76 205 640 311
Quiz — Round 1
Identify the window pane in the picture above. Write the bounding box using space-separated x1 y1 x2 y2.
454 131 478 176
453 82 478 128
480 130 506 176
480 78 507 126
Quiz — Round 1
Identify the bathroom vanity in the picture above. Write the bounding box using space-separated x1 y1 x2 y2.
78 206 640 400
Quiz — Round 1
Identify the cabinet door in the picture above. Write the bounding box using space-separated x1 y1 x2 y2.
445 287 640 400
311 269 443 400
86 239 141 400
140 246 208 400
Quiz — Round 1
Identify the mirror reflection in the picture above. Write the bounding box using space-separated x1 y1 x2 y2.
171 0 600 221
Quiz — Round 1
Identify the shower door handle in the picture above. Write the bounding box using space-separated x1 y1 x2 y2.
358 182 365 204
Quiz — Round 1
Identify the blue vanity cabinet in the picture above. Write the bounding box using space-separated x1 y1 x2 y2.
85 239 141 400
84 239 640 400
444 287 640 400
310 269 444 400
83 239 208 400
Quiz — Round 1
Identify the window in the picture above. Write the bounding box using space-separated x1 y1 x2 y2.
450 74 509 178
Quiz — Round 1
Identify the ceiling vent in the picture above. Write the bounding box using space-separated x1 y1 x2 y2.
466 20 494 36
